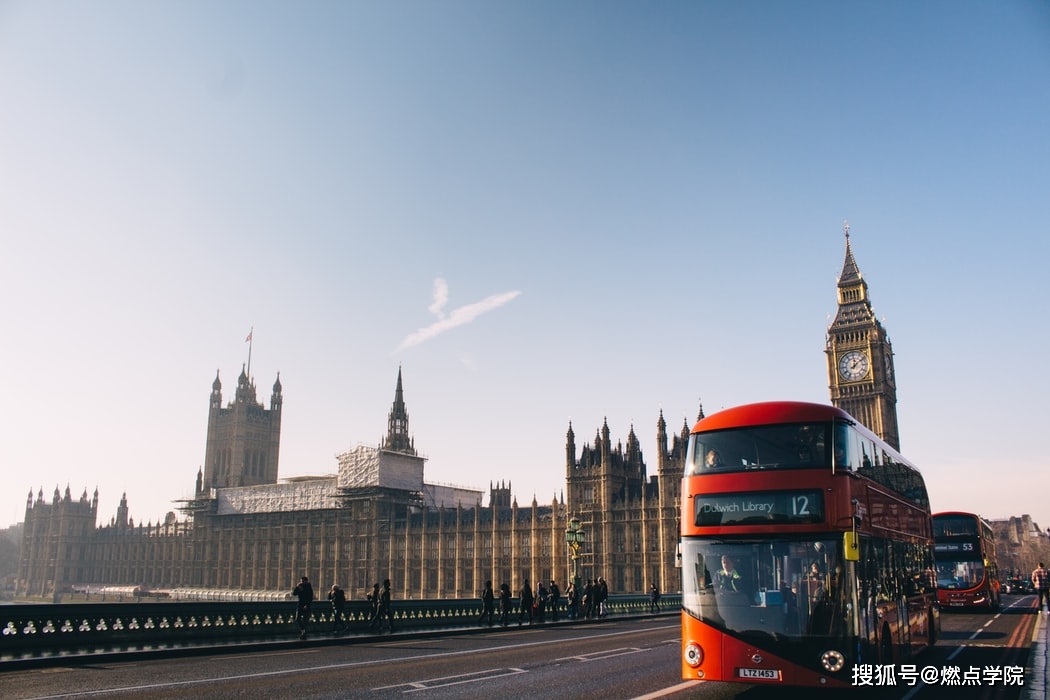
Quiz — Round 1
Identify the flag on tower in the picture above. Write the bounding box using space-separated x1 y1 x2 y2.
245 329 253 343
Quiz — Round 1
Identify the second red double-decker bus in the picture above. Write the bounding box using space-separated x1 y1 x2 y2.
680 401 939 687
933 511 1001 610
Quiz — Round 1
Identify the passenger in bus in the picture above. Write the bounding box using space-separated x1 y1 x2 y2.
717 555 743 592
804 562 825 604
705 449 724 470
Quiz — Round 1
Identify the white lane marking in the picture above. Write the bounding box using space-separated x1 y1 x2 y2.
630 680 705 699
374 667 527 692
563 647 649 662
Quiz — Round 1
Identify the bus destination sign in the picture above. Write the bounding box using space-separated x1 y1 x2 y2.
934 541 976 554
694 491 825 526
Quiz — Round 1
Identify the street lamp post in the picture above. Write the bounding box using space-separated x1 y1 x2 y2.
565 514 585 591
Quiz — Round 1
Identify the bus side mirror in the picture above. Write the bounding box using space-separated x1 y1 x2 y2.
843 531 859 561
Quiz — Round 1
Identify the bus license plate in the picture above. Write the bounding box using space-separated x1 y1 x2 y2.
738 668 780 680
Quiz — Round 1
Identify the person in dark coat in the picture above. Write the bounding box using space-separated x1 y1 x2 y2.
367 582 381 630
292 576 314 640
548 580 561 620
498 583 512 626
597 577 609 618
328 584 347 634
377 578 395 633
518 579 534 626
479 580 495 626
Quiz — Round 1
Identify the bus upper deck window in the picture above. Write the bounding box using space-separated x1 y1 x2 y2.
833 423 853 470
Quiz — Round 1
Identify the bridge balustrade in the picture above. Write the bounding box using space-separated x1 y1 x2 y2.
1 594 680 662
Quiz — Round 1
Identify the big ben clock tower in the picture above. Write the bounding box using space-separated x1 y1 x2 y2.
826 222 901 450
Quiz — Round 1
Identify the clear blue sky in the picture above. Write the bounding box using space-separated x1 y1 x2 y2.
2 1 1048 531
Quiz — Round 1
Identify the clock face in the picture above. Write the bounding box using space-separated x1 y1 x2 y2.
839 351 869 381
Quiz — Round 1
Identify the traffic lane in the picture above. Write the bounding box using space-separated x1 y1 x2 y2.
3 620 695 700
365 627 686 700
901 596 1035 700
653 600 1039 700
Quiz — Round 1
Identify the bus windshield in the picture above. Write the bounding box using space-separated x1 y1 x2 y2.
936 560 985 590
681 538 852 642
685 422 839 475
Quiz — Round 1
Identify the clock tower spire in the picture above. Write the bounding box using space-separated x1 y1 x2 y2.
825 221 900 450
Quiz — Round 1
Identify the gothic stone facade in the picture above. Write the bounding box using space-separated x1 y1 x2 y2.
17 370 685 601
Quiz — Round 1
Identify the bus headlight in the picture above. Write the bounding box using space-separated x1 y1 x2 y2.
684 642 704 667
821 649 845 673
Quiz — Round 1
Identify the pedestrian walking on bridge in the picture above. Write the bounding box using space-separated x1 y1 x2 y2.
293 576 314 640
377 578 395 633
498 583 512 626
479 580 495 626
1034 563 1049 613
367 582 381 630
328 584 347 634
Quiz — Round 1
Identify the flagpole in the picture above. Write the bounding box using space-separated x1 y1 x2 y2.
246 327 254 380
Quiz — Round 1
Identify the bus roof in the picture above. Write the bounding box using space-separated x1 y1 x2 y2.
691 401 853 434
933 511 990 524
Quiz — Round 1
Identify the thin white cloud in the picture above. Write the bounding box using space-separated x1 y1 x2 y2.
428 278 449 319
397 283 521 352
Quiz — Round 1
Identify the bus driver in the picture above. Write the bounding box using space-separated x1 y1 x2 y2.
718 556 742 592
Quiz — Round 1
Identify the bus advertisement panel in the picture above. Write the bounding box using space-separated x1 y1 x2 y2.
680 402 939 688
933 511 1001 610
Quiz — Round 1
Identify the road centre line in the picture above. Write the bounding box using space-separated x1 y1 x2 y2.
373 667 527 692
564 647 649 662
630 680 705 699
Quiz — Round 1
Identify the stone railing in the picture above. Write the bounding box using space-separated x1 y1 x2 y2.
1 594 680 664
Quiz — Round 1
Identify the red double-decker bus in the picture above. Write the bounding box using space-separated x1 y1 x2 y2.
680 401 939 687
933 511 1001 610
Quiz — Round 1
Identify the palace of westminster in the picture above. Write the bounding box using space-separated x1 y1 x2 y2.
16 234 904 601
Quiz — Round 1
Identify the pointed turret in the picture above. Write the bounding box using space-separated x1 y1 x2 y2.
270 372 283 411
838 227 863 287
601 417 611 465
566 421 576 472
211 370 222 409
235 363 257 404
833 222 873 315
382 366 416 455
656 410 669 473
116 492 129 529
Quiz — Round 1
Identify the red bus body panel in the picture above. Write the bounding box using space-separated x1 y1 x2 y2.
681 617 852 688
690 401 854 434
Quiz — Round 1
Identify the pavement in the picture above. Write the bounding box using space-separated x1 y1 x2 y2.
1027 611 1048 700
